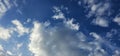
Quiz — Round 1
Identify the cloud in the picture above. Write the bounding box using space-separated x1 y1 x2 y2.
0 45 13 56
92 17 109 27
112 50 120 56
0 18 119 56
0 26 13 40
64 18 79 30
0 19 29 40
28 21 47 56
52 6 65 19
0 0 12 18
28 21 83 56
28 19 120 56
12 19 29 36
7 51 13 55
52 6 79 30
0 45 3 51
113 16 120 25
84 0 110 27
84 0 110 17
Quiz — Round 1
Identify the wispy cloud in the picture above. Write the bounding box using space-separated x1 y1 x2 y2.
12 19 29 36
0 0 12 18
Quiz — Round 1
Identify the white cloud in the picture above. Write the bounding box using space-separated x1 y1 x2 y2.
0 26 13 40
28 21 47 56
0 0 12 18
0 45 3 51
7 51 13 55
90 32 101 40
113 17 120 25
92 17 109 27
64 19 79 30
52 6 65 19
85 0 110 17
52 6 80 30
28 20 120 56
52 12 65 19
0 18 118 56
12 19 29 36
0 45 4 56
28 21 86 56
84 0 110 27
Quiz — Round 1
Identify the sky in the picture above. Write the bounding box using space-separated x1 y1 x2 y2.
0 0 120 56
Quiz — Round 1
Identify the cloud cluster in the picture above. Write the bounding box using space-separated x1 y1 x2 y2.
0 18 120 56
28 20 120 56
0 0 120 56
84 0 110 27
0 19 29 40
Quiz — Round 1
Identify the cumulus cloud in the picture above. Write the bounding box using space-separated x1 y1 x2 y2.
113 16 120 25
52 6 79 30
28 19 120 56
92 17 109 27
28 21 47 56
28 5 120 56
28 21 84 56
64 19 79 30
84 0 110 17
0 18 119 56
52 6 65 19
0 26 13 40
0 45 3 51
12 19 29 36
84 0 110 27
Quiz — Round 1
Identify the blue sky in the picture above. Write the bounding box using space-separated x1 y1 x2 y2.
0 0 120 56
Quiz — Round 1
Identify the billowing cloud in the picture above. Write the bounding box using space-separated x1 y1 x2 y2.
28 21 47 56
28 21 85 56
28 19 120 56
